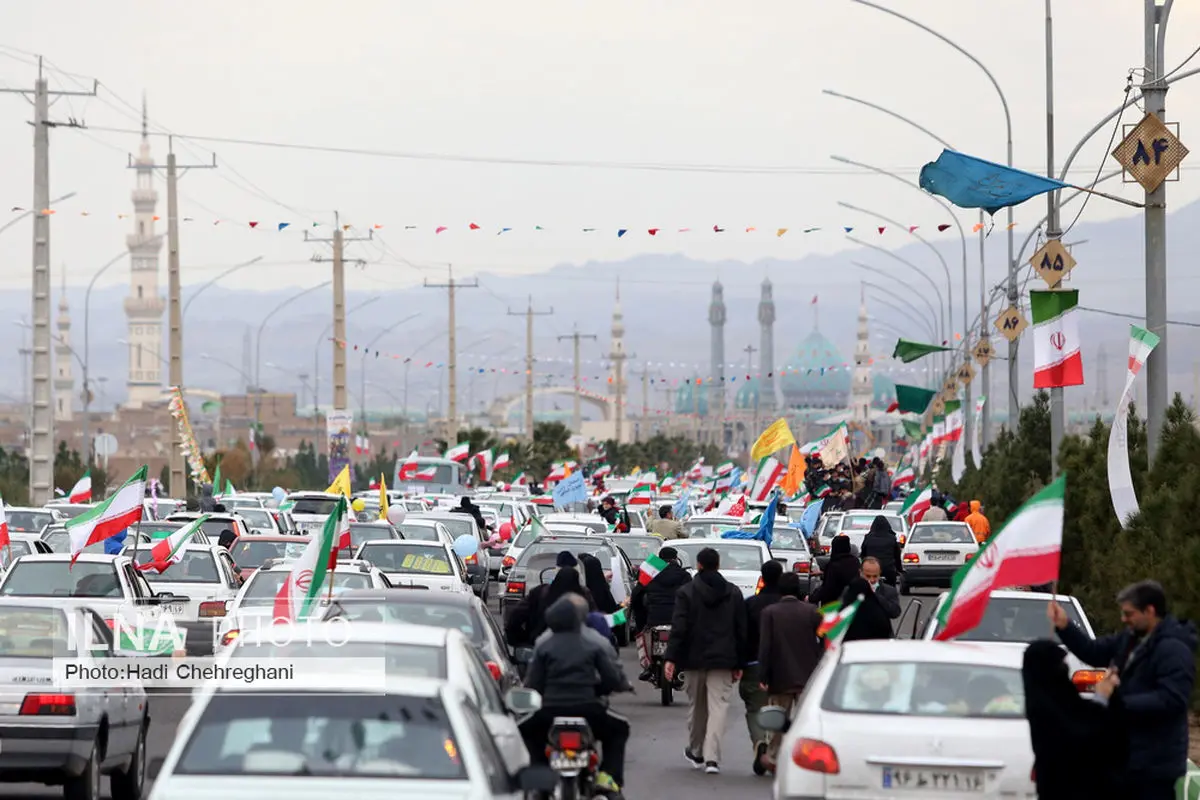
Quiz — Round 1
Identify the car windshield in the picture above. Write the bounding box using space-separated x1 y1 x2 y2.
841 514 902 533
230 539 309 568
673 543 767 571
431 516 476 540
909 525 976 545
238 509 275 530
615 537 660 565
0 605 73 657
290 497 341 517
681 521 735 539
141 551 220 583
359 544 453 575
183 519 242 540
324 601 484 645
138 522 185 540
824 662 1025 718
173 692 464 778
350 525 395 547
7 511 52 533
396 522 441 542
933 597 1084 643
39 528 70 553
240 571 372 606
0 561 121 598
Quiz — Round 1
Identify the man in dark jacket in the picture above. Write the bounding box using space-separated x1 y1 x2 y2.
198 483 215 513
758 572 824 771
859 515 902 586
741 560 784 774
1050 580 1197 799
840 557 900 641
665 547 748 775
629 546 690 679
522 595 631 797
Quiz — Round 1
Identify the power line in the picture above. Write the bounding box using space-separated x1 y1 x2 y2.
1078 305 1200 329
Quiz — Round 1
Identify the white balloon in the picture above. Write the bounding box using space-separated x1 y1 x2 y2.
386 506 406 526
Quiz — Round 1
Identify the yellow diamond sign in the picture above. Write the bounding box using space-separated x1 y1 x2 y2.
957 362 976 386
995 305 1028 343
973 338 993 366
1112 112 1189 193
1030 239 1077 288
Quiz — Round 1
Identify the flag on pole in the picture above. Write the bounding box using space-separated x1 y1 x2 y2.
136 514 209 573
892 384 937 414
604 608 628 628
68 471 92 503
329 504 352 568
273 496 342 623
750 417 796 463
1031 290 1084 388
445 442 470 463
971 396 987 469
378 475 390 522
413 466 438 481
592 464 612 479
472 449 496 481
493 452 511 472
716 461 735 477
1108 326 1160 526
892 466 915 489
224 480 236 497
779 446 806 497
628 473 658 504
0 496 9 555
397 450 419 481
750 457 785 502
934 476 1065 640
892 339 952 363
326 465 352 497
900 484 933 524
211 463 222 495
818 596 863 650
943 401 965 442
68 466 148 564
638 553 668 585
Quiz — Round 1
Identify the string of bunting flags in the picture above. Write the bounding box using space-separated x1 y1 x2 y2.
7 208 1025 237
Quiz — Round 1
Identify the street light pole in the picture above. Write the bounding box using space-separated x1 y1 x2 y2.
358 312 422 449
1045 0 1066 476
181 256 265 319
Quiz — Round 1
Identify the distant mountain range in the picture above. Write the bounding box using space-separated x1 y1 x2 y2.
5 197 1200 417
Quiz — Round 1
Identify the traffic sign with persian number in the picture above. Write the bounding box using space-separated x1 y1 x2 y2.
995 305 1029 343
1112 112 1189 193
931 396 946 416
957 362 976 386
1030 239 1077 287
942 378 959 402
973 338 993 366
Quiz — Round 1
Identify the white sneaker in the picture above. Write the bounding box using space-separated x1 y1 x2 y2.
705 761 720 775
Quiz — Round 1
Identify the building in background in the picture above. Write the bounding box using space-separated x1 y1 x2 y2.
123 100 166 408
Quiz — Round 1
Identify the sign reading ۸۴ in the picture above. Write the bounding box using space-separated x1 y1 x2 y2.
1111 112 1189 194
552 471 588 509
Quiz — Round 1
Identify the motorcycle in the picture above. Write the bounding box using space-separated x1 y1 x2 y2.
642 624 684 706
545 715 600 800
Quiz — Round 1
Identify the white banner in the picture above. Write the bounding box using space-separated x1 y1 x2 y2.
971 396 986 469
951 435 966 483
1107 326 1160 527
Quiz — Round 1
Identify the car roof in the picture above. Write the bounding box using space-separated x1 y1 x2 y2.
11 552 121 564
0 596 101 612
240 620 455 647
209 672 451 699
939 589 1078 603
360 539 449 549
232 535 304 542
286 491 342 499
911 520 970 527
331 589 477 608
169 512 242 522
839 639 1027 667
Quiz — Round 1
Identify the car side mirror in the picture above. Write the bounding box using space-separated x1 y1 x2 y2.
155 592 176 603
504 687 542 714
511 646 534 665
758 705 790 733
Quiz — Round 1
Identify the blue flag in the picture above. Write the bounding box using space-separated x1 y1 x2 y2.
672 489 691 521
104 528 128 555
919 149 1069 216
799 499 824 536
721 489 778 547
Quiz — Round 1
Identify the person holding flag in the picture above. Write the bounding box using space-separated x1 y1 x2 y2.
629 546 690 681
274 496 343 623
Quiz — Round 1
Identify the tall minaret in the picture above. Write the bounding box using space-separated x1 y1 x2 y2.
54 267 74 422
851 284 873 422
758 277 777 412
606 279 629 441
124 96 166 408
709 280 726 421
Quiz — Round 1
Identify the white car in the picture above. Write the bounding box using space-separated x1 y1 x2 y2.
148 672 553 800
124 543 242 655
765 640 1035 799
164 512 254 541
5 505 63 534
393 518 455 547
355 540 472 595
284 490 344 535
539 513 609 534
920 589 1102 692
680 515 743 539
671 539 773 597
230 506 283 535
900 521 978 594
224 622 531 773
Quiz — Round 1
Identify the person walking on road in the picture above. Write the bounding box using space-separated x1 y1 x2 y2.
664 547 748 776
859 515 902 587
812 534 859 606
742 560 784 775
1022 638 1125 800
964 500 991 544
1049 580 1197 800
758 572 824 774
840 557 900 641
648 505 686 540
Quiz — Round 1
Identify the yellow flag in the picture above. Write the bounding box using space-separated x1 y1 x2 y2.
780 445 806 497
751 417 796 463
378 474 389 521
326 465 352 498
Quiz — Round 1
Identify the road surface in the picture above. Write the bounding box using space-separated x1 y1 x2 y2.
0 591 937 798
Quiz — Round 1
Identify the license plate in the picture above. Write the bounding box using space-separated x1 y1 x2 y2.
927 552 959 562
549 752 589 770
165 603 186 616
881 766 985 792
652 641 668 656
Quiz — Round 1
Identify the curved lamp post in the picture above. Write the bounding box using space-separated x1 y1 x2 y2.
255 281 332 439
850 262 942 335
182 256 265 319
358 312 422 436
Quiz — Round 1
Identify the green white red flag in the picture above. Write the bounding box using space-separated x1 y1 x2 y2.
136 514 209 573
274 495 343 623
638 553 667 585
68 471 92 503
818 596 862 649
750 457 784 502
934 476 1065 641
892 466 916 489
628 472 657 504
900 484 933 524
1031 290 1084 388
1108 325 1160 527
68 466 148 564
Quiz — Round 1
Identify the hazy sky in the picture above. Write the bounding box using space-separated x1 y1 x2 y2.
1 0 1198 299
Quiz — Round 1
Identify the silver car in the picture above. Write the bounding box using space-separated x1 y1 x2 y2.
0 597 149 799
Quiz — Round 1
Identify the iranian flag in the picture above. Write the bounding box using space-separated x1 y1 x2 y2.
712 473 734 494
136 514 209 573
604 608 628 627
472 450 495 481
716 461 735 477
546 462 568 483
628 472 657 504
68 466 148 564
750 457 785 502
717 493 747 518
493 452 511 472
686 459 704 480
818 597 862 650
274 496 342 623
445 442 470 463
931 416 948 446
68 471 92 503
1031 289 1084 388
900 484 933 524
934 476 1065 641
638 553 668 585
660 475 677 493
592 464 612 479
943 401 965 442
0 497 9 553
892 466 916 489
397 450 419 481
1108 325 1161 527
329 505 352 568
413 466 438 481
513 472 529 486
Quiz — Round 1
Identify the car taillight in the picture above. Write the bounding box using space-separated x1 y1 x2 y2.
903 553 919 563
485 661 502 681
793 561 809 574
1072 669 1104 692
556 730 582 750
464 554 477 565
1031 767 1036 782
655 628 671 641
198 601 227 618
501 555 515 569
792 738 839 774
221 630 240 646
964 552 974 561
20 693 75 716
820 545 831 554
506 581 526 595
755 577 764 593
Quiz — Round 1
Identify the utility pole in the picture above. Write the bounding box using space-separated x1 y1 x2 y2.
306 215 371 418
0 59 95 505
557 329 596 433
1046 0 1066 477
1143 0 1170 460
131 137 216 497
425 266 478 443
508 297 553 439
